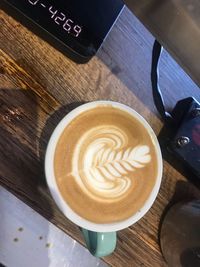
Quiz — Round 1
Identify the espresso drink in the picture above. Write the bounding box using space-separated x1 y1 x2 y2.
54 104 158 223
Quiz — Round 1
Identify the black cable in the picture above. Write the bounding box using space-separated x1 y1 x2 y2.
151 40 174 125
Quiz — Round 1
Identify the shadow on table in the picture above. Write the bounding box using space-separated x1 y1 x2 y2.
0 88 50 197
0 88 52 266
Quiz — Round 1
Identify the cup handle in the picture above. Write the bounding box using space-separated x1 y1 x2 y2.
81 228 117 257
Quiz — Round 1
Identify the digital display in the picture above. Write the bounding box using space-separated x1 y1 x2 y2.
2 0 124 62
27 0 82 38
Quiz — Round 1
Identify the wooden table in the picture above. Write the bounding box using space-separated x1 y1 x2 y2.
1 6 200 267
124 0 200 87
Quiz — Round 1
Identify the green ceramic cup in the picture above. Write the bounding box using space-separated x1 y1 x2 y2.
45 101 162 257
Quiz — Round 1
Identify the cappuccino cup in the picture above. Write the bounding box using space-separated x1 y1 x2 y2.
45 101 162 257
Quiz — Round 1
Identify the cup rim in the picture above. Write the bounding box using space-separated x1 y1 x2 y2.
45 101 163 232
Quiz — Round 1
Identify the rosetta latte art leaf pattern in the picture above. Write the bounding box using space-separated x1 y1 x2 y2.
72 126 151 202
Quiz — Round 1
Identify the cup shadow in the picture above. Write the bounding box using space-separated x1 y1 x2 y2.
0 88 54 216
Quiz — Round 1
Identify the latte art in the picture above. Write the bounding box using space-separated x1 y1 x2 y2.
54 105 159 223
73 126 151 202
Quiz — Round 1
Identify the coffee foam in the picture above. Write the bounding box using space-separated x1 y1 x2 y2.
72 125 151 202
54 106 158 223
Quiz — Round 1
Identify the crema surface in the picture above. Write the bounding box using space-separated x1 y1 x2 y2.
54 105 158 223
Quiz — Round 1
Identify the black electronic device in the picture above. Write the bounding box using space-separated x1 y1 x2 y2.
169 97 200 178
1 0 124 63
151 41 200 180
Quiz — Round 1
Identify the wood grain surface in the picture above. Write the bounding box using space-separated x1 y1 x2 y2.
1 6 200 267
124 0 200 87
